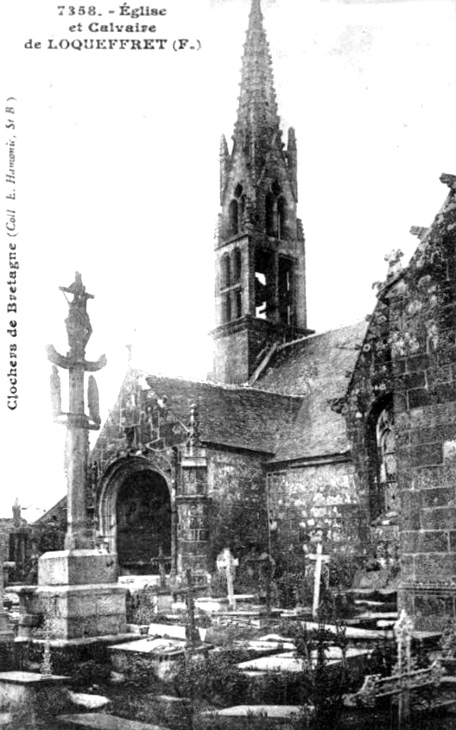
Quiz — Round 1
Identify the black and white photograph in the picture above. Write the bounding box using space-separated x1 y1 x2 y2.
2 0 456 727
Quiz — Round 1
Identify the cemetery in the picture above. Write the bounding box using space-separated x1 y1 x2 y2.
1 267 456 729
2 525 456 729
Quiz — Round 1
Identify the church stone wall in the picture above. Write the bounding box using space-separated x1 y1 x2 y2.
207 448 268 573
266 462 364 566
388 214 456 629
345 184 456 628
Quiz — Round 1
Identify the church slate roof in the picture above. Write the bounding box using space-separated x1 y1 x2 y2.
253 320 368 461
141 321 367 463
144 375 302 455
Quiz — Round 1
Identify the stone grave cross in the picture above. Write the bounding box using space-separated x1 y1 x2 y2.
308 538 330 618
217 548 239 609
394 608 414 728
354 608 442 720
185 568 201 648
157 546 167 589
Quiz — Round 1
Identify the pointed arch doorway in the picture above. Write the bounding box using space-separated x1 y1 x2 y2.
99 458 174 576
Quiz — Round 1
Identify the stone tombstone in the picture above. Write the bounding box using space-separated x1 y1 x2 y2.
216 548 239 609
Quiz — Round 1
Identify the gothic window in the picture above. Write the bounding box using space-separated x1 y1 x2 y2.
220 248 242 324
266 192 275 236
222 292 231 324
233 248 242 283
221 253 231 288
371 401 398 519
228 184 244 237
255 249 274 319
234 289 242 319
266 181 286 239
229 199 239 236
277 196 287 240
278 257 293 325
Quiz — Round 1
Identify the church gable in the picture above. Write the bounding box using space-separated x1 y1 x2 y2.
91 372 303 469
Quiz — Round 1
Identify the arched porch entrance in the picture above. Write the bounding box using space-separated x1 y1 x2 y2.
99 457 175 576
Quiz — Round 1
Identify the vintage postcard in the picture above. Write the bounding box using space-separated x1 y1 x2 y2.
1 1 456 727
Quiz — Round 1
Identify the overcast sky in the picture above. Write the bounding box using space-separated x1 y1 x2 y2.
2 0 456 518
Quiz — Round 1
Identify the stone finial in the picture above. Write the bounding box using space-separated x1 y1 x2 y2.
188 403 201 447
287 127 298 198
12 498 21 528
384 249 404 279
220 134 230 200
410 226 429 241
440 173 456 190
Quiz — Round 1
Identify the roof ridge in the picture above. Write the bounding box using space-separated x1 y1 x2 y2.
276 318 367 352
143 371 303 399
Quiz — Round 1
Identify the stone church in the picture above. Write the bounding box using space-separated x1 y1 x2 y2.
38 0 456 630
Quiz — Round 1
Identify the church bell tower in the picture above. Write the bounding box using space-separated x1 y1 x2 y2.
212 0 310 384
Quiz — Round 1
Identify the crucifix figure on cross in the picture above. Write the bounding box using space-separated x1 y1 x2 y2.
216 548 239 610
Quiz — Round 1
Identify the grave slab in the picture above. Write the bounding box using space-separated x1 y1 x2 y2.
243 639 295 654
149 621 208 642
110 636 186 677
204 704 301 718
111 637 185 654
0 671 69 719
238 646 370 674
58 713 166 730
118 575 161 589
68 691 110 710
148 622 186 640
292 622 386 641
109 636 210 680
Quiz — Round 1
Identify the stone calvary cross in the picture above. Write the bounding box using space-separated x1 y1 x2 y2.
217 548 239 609
0 537 14 644
46 272 106 550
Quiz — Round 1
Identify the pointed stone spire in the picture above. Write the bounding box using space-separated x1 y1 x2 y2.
233 0 280 170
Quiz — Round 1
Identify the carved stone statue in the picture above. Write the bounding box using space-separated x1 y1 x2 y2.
60 272 94 354
12 498 21 528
